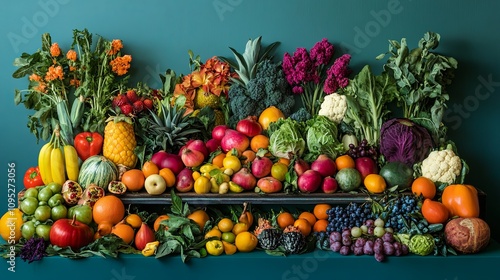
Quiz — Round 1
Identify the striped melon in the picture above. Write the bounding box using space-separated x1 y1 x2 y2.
78 155 119 189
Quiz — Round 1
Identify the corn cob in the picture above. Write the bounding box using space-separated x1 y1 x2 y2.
38 142 53 185
63 144 80 181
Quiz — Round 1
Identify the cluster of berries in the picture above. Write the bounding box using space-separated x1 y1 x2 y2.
112 89 161 116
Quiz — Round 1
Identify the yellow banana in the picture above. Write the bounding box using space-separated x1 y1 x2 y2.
50 147 66 185
38 142 53 185
64 144 80 181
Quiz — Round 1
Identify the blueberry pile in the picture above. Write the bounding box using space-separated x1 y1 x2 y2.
326 203 373 235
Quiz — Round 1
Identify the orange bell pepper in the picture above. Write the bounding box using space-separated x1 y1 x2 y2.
441 184 480 218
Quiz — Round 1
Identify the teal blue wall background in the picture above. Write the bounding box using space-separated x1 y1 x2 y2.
1 0 499 241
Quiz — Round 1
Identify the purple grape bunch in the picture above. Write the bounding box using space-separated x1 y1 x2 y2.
347 139 378 161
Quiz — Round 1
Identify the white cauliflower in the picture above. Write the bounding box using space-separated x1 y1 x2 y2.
318 92 347 124
421 146 462 184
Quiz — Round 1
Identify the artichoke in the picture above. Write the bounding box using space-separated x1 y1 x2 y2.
408 234 435 256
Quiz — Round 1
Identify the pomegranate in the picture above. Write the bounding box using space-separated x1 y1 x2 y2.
236 116 263 138
62 180 83 205
251 156 273 178
321 176 338 193
212 125 229 141
176 168 194 192
220 129 250 153
294 158 310 176
297 170 323 193
134 222 156 251
205 138 221 153
231 167 257 190
151 151 184 175
311 154 337 177
181 148 205 167
77 184 105 207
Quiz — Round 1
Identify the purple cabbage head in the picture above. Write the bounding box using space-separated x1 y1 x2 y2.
379 118 434 167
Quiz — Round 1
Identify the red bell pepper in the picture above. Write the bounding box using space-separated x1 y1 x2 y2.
23 166 44 189
74 132 104 161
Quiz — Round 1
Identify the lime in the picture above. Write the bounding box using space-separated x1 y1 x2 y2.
221 232 236 244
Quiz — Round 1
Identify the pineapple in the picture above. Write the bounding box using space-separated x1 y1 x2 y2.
194 88 220 109
103 116 137 169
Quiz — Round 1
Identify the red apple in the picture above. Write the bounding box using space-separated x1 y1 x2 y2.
355 157 379 180
321 176 338 193
257 177 282 193
297 170 323 193
310 154 337 177
294 158 310 176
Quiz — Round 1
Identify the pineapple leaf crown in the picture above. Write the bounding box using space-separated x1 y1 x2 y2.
220 36 280 88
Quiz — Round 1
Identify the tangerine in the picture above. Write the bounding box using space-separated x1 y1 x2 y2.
258 106 284 130
111 223 135 244
154 214 170 231
313 219 328 233
250 134 270 153
121 169 146 192
232 222 249 235
235 231 258 252
0 209 23 243
335 154 356 170
411 176 436 199
217 218 234 233
293 218 312 236
93 195 125 225
364 174 387 194
421 198 449 224
142 161 159 178
241 150 256 164
313 204 332 220
277 212 295 230
125 213 142 229
159 168 176 188
278 157 291 166
211 153 226 168
298 212 317 227
188 209 210 231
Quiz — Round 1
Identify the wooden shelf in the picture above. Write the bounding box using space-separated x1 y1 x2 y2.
117 191 373 205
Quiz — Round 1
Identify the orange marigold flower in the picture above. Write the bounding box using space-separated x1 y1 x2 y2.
110 55 132 76
45 65 64 81
66 49 77 61
34 81 47 93
108 39 123 55
50 43 61 57
29 74 41 82
70 78 80 87
69 66 77 72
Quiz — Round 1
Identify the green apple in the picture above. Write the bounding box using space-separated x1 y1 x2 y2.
51 205 68 221
68 205 93 225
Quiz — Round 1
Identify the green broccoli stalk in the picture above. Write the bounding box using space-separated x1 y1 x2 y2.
227 59 295 127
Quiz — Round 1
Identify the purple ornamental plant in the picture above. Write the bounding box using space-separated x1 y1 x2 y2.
282 38 351 116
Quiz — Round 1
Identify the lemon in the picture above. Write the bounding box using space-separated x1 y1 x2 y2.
194 176 211 194
228 181 244 193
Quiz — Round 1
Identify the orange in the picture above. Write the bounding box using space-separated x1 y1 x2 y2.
278 157 291 166
277 212 295 230
188 209 210 231
232 222 249 235
293 218 312 236
111 223 135 244
421 198 449 224
97 221 113 236
159 168 176 188
241 150 256 164
125 213 142 229
211 153 226 168
142 161 159 178
313 204 332 220
217 218 234 233
298 212 317 227
0 209 23 243
335 154 355 170
121 169 146 192
258 106 284 130
154 214 170 231
235 231 258 252
250 134 270 153
313 219 328 233
364 174 387 194
412 176 436 199
93 195 125 225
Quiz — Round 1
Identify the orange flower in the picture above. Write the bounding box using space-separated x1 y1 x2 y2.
29 74 41 82
45 65 64 81
50 43 61 57
66 49 77 61
108 39 123 55
70 78 80 87
110 55 132 76
34 81 47 93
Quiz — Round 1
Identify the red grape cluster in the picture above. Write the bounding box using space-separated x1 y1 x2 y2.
347 139 378 161
112 89 161 116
